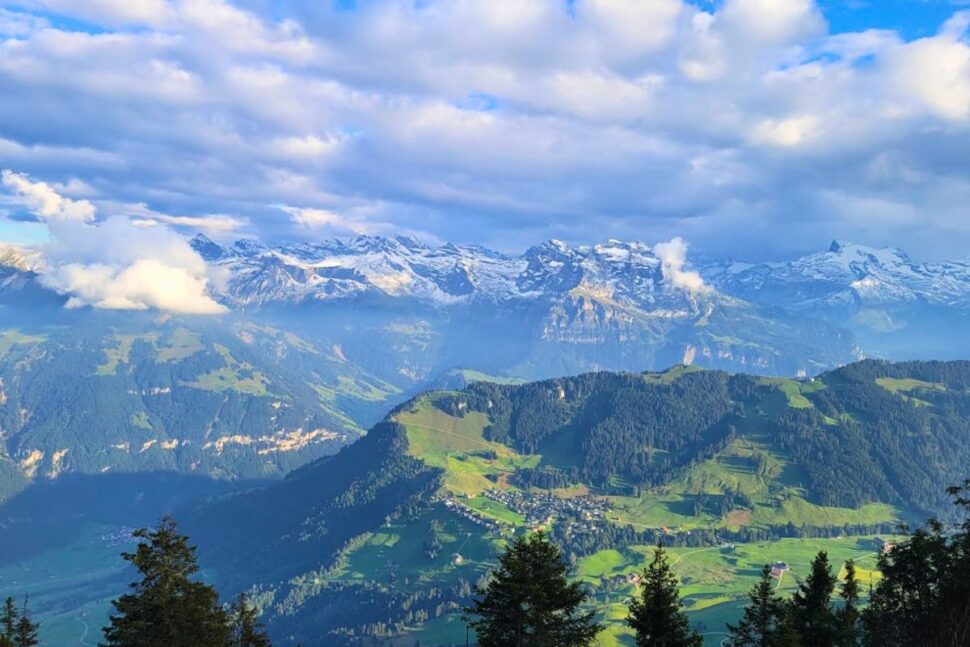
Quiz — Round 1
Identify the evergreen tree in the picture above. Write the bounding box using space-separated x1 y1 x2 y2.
863 479 970 647
1 598 16 643
727 564 785 646
626 543 702 647
790 551 838 647
836 560 859 647
12 598 38 647
229 594 271 647
101 516 231 647
465 531 601 647
775 606 802 647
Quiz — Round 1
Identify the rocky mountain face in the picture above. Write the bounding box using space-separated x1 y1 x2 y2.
0 244 35 273
191 234 862 377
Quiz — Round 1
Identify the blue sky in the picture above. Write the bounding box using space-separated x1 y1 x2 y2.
1 0 970 266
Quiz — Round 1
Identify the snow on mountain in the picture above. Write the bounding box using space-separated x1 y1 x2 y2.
191 234 711 313
702 240 970 312
0 244 38 273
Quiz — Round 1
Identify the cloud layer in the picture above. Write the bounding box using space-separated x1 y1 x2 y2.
0 1 969 259
4 170 225 313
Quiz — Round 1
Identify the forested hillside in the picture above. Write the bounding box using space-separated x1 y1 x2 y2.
187 360 970 644
0 314 403 500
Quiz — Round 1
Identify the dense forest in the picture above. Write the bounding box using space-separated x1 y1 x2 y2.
442 361 970 515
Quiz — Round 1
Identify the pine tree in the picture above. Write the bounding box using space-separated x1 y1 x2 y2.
776 605 802 647
836 560 859 647
101 516 231 647
727 564 785 646
626 543 702 647
12 598 38 647
229 593 271 647
465 531 601 647
1 598 16 644
862 480 970 646
790 551 838 647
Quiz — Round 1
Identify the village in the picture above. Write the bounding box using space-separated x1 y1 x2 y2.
438 488 613 532
482 488 613 529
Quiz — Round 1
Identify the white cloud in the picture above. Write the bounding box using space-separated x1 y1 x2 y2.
279 204 383 236
1 169 225 313
108 201 246 233
41 217 227 314
1 169 96 222
1 1 970 258
653 237 710 293
885 26 970 121
750 115 820 147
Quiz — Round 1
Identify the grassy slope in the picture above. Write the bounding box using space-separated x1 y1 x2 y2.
363 369 905 645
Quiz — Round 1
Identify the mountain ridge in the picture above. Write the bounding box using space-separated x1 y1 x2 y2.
186 358 970 645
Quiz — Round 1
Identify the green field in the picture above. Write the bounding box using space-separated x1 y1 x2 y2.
400 525 895 646
396 397 539 496
184 344 271 396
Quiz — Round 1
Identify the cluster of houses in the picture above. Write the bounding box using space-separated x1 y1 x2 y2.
483 488 612 529
440 498 504 532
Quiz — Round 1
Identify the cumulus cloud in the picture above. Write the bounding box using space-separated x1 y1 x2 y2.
1 169 225 314
1 1 970 258
2 170 96 222
41 217 227 313
653 237 710 294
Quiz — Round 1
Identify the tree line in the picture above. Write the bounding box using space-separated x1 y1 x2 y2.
466 480 970 646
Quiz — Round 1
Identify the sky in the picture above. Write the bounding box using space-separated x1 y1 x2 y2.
1 0 970 268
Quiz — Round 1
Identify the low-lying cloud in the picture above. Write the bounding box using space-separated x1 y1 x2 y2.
2 169 96 222
653 237 710 294
3 170 225 314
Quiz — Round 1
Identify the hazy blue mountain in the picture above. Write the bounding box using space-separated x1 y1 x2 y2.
193 234 862 378
702 240 970 359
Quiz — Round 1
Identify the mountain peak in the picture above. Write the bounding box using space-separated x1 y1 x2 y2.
0 243 38 272
190 233 230 261
828 239 850 253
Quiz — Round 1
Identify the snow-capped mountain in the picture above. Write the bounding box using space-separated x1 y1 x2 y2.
701 240 970 359
0 243 38 273
192 234 712 317
189 234 860 377
703 240 970 312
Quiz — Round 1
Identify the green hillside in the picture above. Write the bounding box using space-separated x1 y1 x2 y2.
0 315 404 500
181 359 970 645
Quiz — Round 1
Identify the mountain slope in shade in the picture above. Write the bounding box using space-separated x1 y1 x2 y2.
0 314 406 500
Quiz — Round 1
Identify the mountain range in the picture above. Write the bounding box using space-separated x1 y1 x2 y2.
2 235 969 498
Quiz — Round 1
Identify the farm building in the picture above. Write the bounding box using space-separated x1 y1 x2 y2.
770 562 790 579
